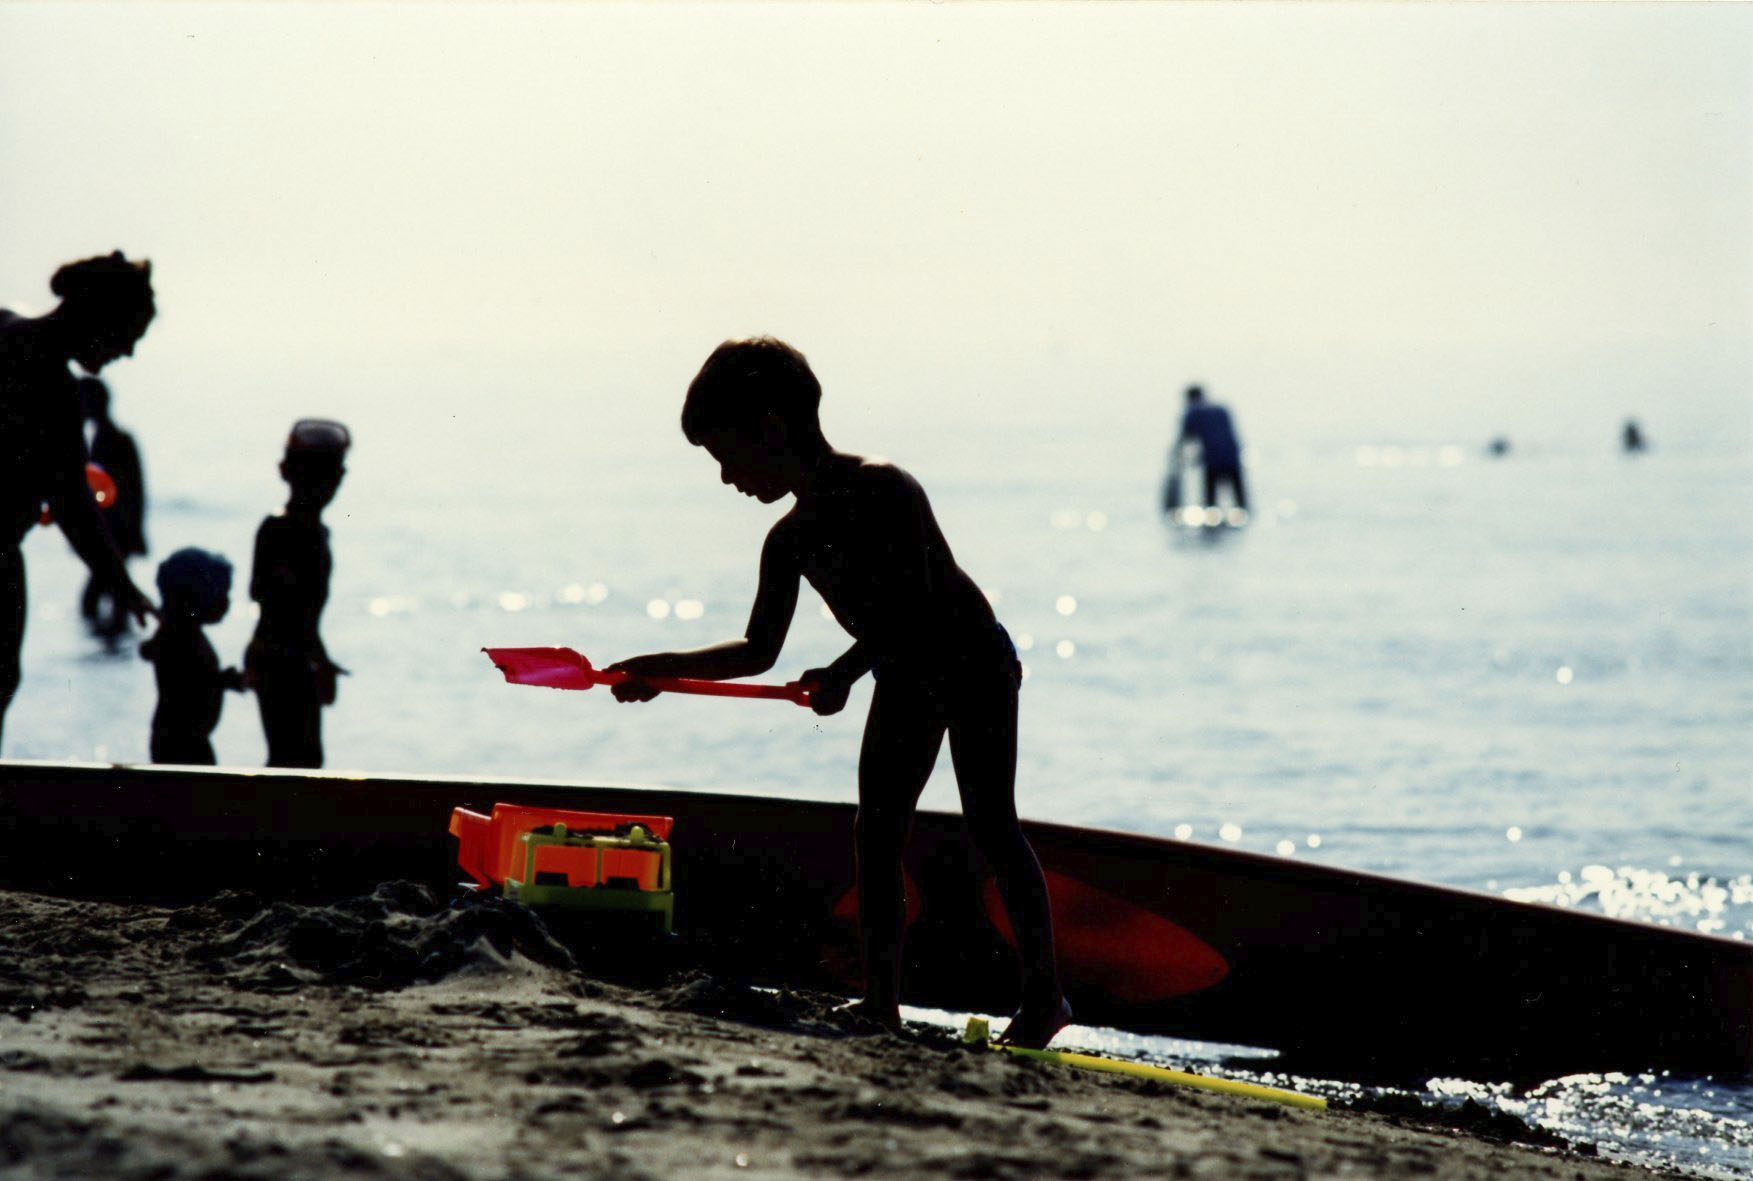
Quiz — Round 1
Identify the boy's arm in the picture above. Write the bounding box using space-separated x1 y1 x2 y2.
608 522 801 699
799 640 875 717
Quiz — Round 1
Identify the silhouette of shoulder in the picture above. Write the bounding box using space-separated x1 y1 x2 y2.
772 458 928 547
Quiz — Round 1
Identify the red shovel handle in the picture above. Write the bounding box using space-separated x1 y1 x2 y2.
484 646 812 707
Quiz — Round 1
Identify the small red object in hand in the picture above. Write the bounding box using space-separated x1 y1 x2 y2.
39 463 120 525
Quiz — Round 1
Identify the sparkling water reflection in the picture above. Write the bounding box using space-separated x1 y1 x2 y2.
7 415 1748 1173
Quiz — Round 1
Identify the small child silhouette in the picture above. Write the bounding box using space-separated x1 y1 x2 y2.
608 338 1070 1048
245 419 349 768
140 547 243 765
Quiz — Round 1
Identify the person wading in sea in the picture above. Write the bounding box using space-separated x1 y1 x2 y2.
1174 383 1248 512
0 252 158 751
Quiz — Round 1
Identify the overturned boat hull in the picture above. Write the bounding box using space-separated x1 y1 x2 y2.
1 759 1747 1083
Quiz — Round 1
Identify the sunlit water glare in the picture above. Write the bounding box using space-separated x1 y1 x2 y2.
8 400 1750 1174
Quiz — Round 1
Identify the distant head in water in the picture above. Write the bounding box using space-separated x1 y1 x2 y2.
47 252 156 375
1185 384 1205 404
280 418 351 513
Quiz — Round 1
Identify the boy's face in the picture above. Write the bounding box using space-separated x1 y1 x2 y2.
699 429 790 504
201 594 231 626
281 456 346 510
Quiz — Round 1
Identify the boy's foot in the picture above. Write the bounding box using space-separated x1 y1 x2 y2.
995 995 1073 1050
834 997 903 1036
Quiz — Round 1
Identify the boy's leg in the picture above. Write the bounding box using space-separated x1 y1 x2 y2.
258 679 323 769
854 679 944 1028
947 685 1069 1049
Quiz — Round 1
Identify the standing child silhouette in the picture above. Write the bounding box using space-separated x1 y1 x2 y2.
246 419 349 768
140 548 243 764
608 338 1070 1048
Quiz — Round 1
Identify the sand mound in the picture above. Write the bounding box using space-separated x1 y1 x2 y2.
0 888 1658 1180
180 882 578 991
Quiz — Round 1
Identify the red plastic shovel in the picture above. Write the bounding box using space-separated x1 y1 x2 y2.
484 646 812 707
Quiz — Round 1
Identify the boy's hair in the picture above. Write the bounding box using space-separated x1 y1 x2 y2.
156 547 232 614
284 418 351 460
681 337 822 445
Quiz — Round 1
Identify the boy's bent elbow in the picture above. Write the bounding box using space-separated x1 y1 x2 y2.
741 648 780 677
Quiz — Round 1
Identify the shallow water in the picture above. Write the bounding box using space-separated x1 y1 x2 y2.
7 394 1751 1175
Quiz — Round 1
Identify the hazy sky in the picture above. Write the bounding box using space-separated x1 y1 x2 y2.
3 2 1749 447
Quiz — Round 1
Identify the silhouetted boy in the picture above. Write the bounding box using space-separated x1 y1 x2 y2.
141 547 242 764
77 376 148 639
246 419 348 768
608 337 1069 1048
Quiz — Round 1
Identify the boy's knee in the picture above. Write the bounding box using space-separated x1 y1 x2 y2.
966 817 1030 864
854 807 908 850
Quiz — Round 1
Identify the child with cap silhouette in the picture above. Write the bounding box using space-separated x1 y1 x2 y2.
140 547 243 764
245 419 349 768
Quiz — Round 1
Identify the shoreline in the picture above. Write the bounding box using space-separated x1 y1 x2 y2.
0 885 1690 1180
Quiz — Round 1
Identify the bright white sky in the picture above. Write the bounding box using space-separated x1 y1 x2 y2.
2 2 1749 447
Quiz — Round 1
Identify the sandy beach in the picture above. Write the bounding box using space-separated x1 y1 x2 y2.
0 884 1690 1180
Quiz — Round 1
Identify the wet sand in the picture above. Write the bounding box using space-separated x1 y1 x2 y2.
0 885 1686 1180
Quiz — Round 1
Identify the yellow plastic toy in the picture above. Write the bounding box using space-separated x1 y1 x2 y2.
963 1017 1326 1111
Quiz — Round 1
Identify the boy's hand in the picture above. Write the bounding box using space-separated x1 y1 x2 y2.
605 655 668 702
800 666 852 716
221 667 246 693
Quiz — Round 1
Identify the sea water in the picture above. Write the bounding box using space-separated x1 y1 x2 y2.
7 380 1750 1176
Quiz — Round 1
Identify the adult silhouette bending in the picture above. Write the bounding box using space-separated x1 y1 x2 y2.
1 252 158 750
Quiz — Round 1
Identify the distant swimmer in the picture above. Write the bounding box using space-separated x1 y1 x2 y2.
1486 436 1511 458
0 252 158 752
246 419 349 768
1174 384 1247 511
141 548 243 765
77 376 149 640
1622 418 1647 453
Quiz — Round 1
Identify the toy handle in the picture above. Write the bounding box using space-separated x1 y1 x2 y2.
484 647 812 707
599 667 812 706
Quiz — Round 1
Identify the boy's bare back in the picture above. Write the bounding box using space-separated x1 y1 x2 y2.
767 453 998 671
